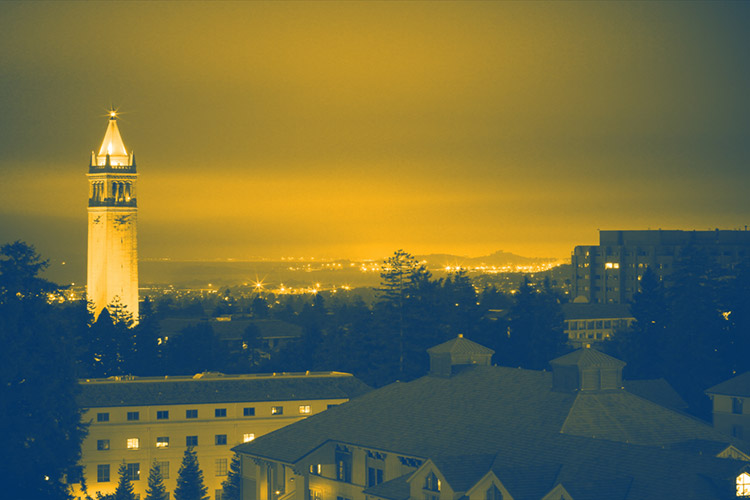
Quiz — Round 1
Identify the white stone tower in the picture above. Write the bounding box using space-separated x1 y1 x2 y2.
87 112 139 324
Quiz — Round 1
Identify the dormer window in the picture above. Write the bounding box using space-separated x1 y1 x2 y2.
486 484 503 500
737 472 750 496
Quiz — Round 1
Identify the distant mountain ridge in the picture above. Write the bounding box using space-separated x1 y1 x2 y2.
414 250 559 267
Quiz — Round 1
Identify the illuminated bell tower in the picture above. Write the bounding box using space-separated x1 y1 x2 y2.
87 112 139 324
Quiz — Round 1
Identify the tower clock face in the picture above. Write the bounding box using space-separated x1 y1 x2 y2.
93 216 101 224
114 215 131 226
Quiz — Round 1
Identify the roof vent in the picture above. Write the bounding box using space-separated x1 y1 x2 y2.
427 335 494 377
549 348 625 392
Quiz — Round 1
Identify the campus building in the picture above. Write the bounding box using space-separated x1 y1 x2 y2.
74 371 370 500
707 372 750 441
562 302 634 348
571 229 750 304
234 336 750 500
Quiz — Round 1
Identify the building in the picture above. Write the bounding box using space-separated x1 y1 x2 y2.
87 111 140 323
707 372 750 441
234 336 750 500
571 229 750 304
73 371 370 500
562 302 634 348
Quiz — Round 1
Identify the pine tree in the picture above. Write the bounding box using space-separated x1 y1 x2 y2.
144 460 169 500
114 463 136 500
221 454 242 500
174 447 209 500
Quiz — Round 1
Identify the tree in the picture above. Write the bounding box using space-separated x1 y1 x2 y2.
144 461 169 500
221 454 242 500
114 463 136 500
174 447 208 500
0 241 88 500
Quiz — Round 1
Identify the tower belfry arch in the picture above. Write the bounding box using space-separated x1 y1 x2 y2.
86 111 139 324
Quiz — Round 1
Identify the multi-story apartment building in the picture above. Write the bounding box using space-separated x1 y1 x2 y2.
572 229 750 303
562 302 634 348
74 371 370 500
234 336 750 500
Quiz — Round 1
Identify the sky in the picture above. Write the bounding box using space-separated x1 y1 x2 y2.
1 1 748 273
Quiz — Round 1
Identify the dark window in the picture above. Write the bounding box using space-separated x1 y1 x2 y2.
186 436 198 447
486 485 503 500
215 434 227 445
126 463 140 481
243 407 255 417
367 467 384 487
215 408 227 418
127 411 139 421
335 449 352 483
216 458 228 476
156 436 169 448
186 409 198 419
424 472 440 491
733 398 744 415
157 411 169 420
327 404 338 409
97 439 110 451
97 412 109 422
97 464 110 482
733 425 744 439
156 461 169 479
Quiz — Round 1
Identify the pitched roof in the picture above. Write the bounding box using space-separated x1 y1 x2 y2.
706 371 750 397
77 372 371 408
426 335 495 355
362 473 411 500
97 116 128 159
550 347 626 369
234 363 738 465
623 378 688 411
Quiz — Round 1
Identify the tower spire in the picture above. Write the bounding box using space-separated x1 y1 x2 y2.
96 111 129 166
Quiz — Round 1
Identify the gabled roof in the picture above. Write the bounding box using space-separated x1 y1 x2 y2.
78 372 370 408
550 348 626 369
706 371 750 397
427 454 496 492
426 334 494 355
623 378 688 411
362 473 411 500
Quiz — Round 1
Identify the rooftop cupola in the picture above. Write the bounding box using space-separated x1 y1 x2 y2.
427 334 494 377
92 111 133 170
550 348 625 393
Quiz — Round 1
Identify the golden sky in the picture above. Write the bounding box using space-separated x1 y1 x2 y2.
0 1 748 264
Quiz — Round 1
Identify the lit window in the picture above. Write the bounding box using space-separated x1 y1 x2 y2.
186 435 198 447
215 434 227 445
424 472 441 492
127 411 139 421
216 458 228 476
243 407 255 417
310 464 322 475
157 410 169 420
243 433 255 443
156 461 169 479
126 438 140 450
186 409 198 419
97 412 109 422
97 464 110 482
126 463 140 481
299 405 311 414
271 406 283 415
738 472 750 496
156 437 169 448
97 439 110 451
215 408 227 418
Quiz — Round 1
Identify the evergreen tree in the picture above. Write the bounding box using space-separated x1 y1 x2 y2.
132 297 162 375
0 241 88 500
144 461 169 500
221 454 242 500
174 447 208 500
114 463 136 500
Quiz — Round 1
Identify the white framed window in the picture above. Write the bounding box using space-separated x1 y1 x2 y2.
156 436 169 448
126 438 140 450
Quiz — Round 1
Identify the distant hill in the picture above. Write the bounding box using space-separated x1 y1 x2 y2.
415 250 559 267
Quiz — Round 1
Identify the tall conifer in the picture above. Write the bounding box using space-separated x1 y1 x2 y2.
114 463 136 500
144 460 168 500
174 447 208 500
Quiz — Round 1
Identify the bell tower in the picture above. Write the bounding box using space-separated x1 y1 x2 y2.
86 111 139 324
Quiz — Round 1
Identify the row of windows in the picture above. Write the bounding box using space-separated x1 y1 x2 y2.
99 433 255 451
565 319 631 330
96 405 313 423
96 458 228 483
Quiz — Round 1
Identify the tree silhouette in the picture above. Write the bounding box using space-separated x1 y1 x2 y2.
114 463 136 500
174 447 208 500
221 454 242 500
144 461 168 500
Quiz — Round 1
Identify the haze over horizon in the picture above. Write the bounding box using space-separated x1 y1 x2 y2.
1 2 748 268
